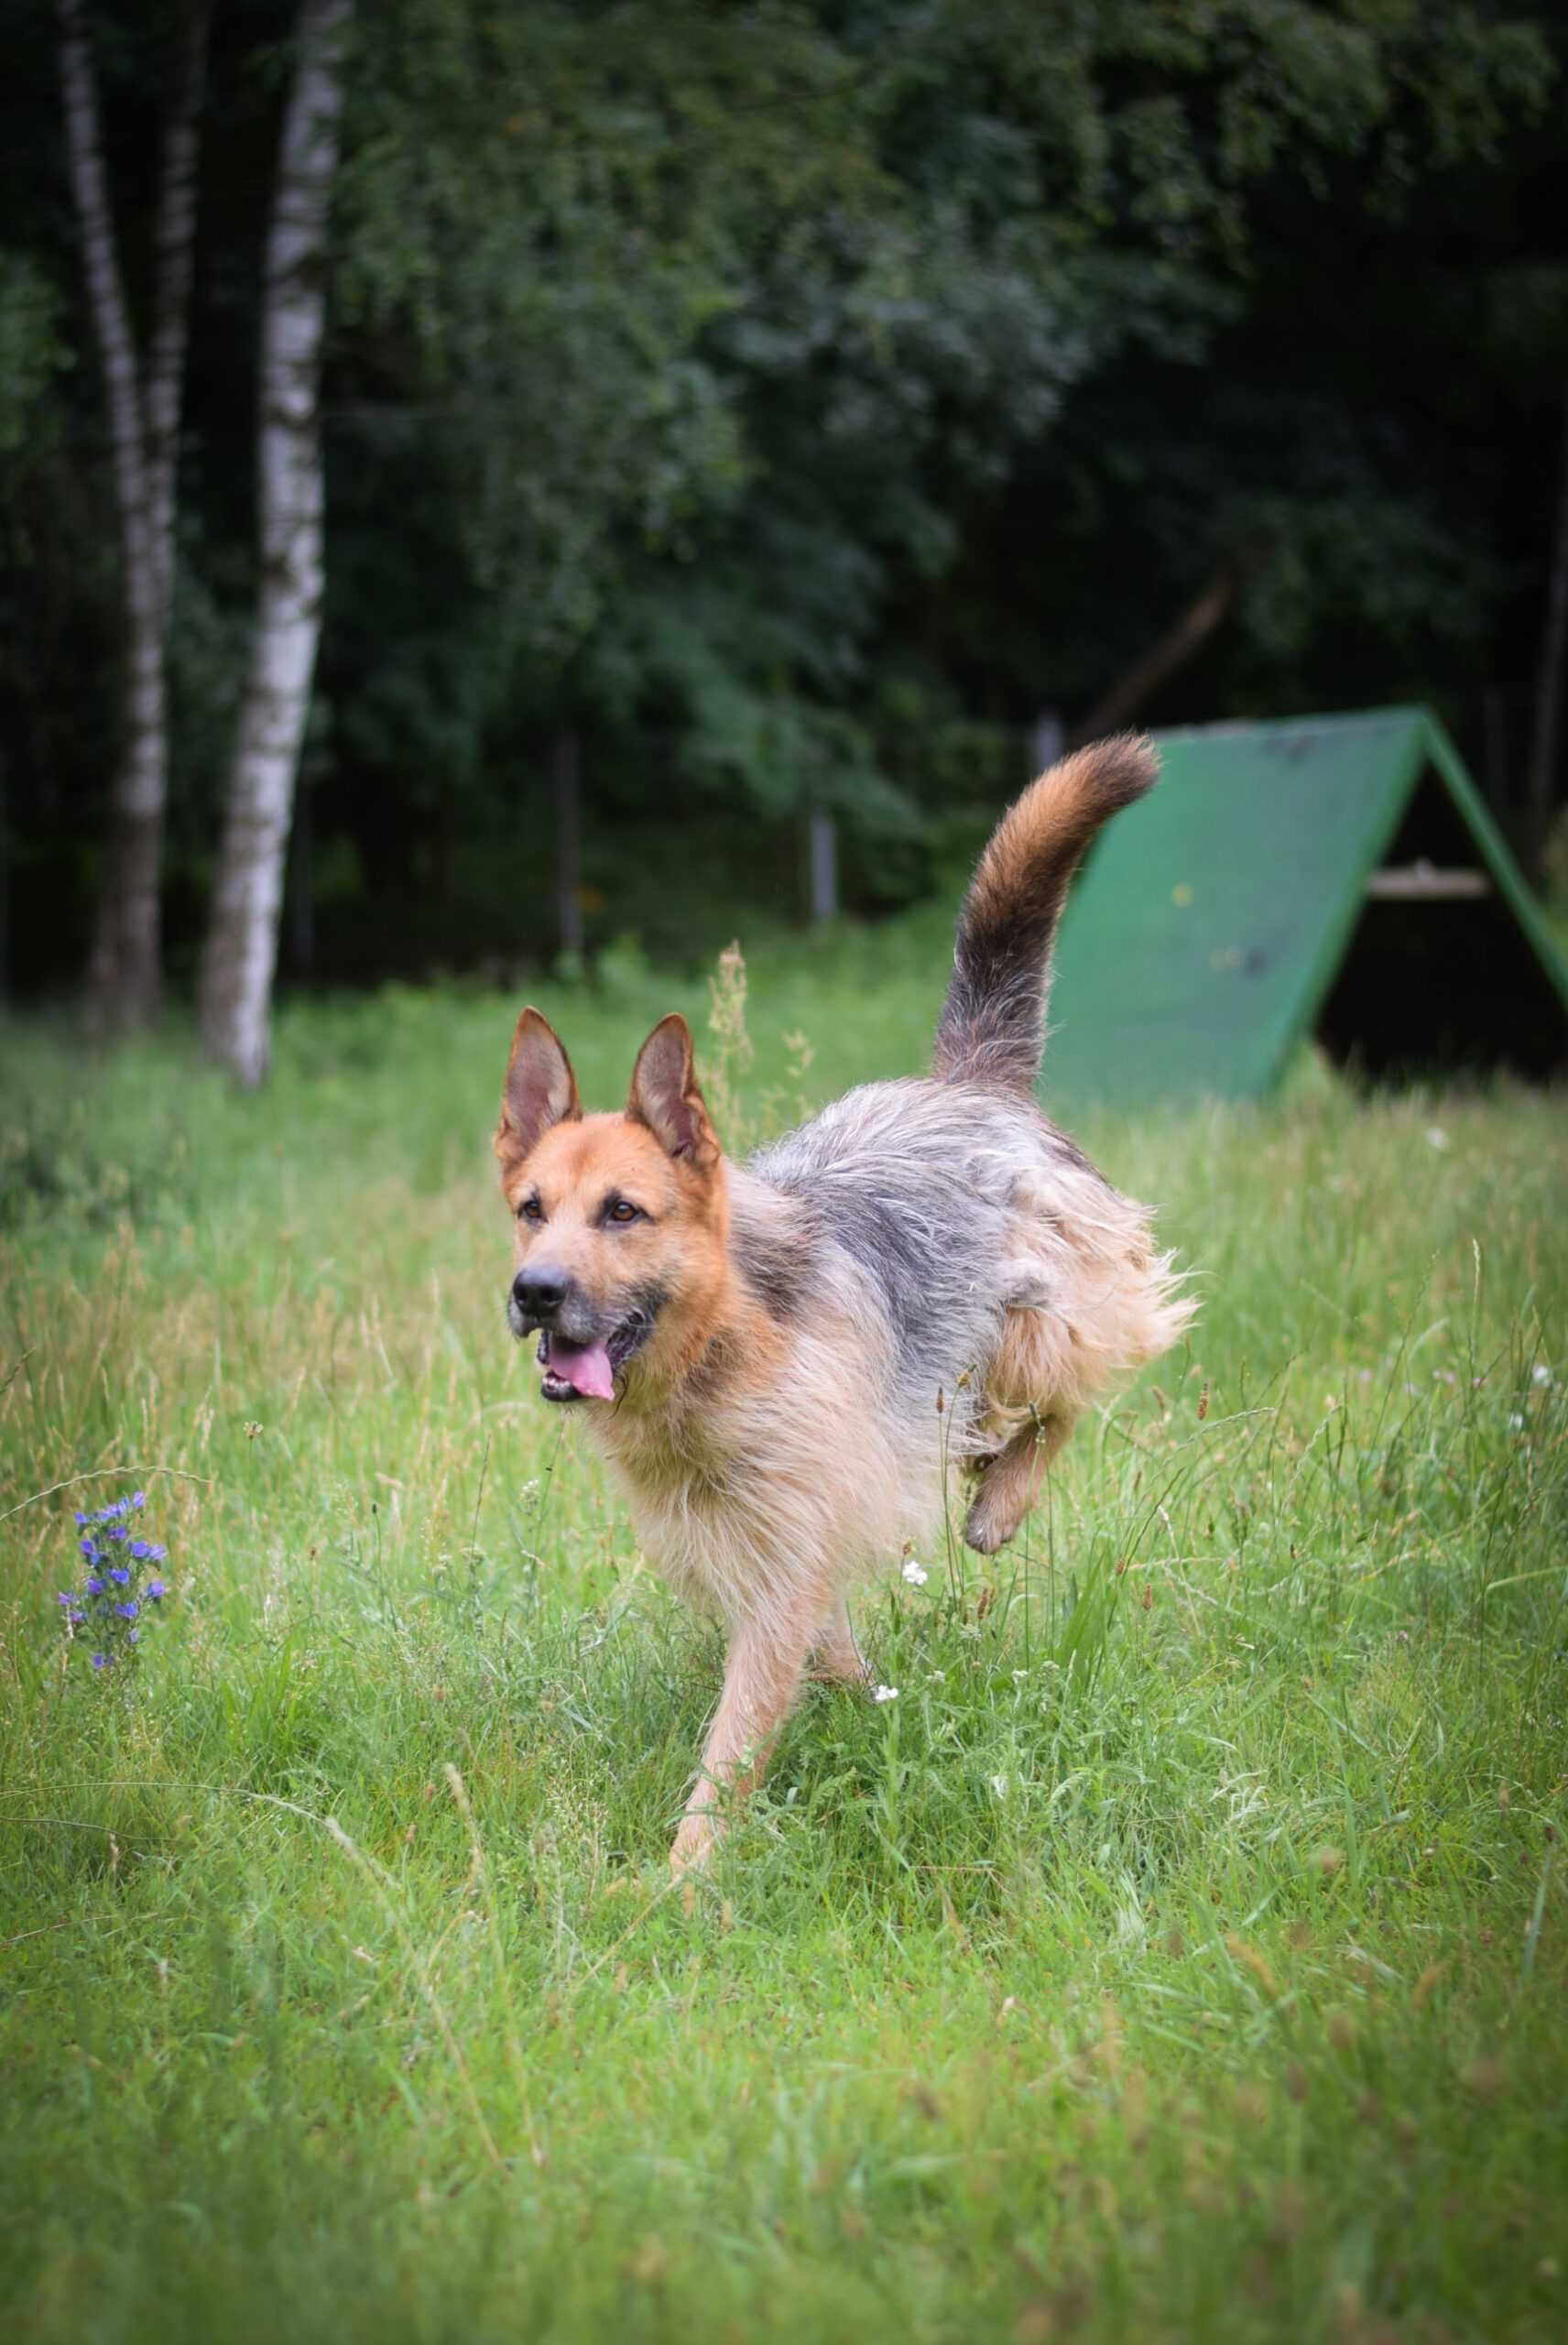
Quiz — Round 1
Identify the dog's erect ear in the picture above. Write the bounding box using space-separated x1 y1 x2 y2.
626 1014 720 1172
495 1008 582 1169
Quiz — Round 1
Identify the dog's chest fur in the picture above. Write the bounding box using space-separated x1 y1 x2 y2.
582 1075 1181 1624
592 1298 908 1623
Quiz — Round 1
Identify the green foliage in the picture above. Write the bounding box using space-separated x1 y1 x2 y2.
0 248 67 456
3 0 1565 989
332 0 865 654
321 0 1564 853
2 937 1566 2340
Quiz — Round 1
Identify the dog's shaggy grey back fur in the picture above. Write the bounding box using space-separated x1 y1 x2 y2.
742 1076 1080 1432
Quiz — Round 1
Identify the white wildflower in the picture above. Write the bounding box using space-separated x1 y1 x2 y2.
901 1557 929 1586
1508 1412 1526 1431
1531 1365 1552 1388
873 1684 899 1704
1426 1128 1450 1151
990 1772 1009 1799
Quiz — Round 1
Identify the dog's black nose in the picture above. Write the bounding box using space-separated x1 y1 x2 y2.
512 1266 569 1320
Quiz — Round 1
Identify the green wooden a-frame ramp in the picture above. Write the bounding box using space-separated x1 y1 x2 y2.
1043 706 1568 1107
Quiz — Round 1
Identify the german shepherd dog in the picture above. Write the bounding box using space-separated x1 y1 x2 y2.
495 736 1192 1871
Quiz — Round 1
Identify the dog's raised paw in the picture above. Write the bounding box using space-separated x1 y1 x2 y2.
963 1498 1012 1556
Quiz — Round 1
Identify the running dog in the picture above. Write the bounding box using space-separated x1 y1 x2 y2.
494 736 1192 1871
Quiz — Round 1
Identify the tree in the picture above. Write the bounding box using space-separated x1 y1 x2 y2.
5 0 1562 1000
198 0 351 1085
55 0 208 1031
568 0 1557 857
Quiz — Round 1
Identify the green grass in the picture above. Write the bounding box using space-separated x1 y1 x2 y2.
3 928 1566 2344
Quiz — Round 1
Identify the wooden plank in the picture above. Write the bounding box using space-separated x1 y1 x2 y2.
1366 865 1491 900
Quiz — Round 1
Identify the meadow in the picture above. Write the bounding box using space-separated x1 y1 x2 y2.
2 911 1565 2344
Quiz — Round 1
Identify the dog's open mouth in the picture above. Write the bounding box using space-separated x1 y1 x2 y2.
537 1318 649 1404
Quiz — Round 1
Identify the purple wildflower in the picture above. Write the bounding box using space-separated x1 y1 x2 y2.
60 1489 169 1671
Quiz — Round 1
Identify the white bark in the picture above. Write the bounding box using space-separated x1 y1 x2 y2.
198 0 352 1086
145 5 211 635
58 0 167 1028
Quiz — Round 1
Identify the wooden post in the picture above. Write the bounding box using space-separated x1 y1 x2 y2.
553 728 584 956
1029 709 1063 779
807 809 838 923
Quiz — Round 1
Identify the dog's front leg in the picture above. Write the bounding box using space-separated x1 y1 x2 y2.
671 1604 818 1874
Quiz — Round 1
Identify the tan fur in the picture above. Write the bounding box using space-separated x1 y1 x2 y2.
958 1149 1187 1548
964 740 1155 947
497 1091 735 1406
598 1314 903 1874
932 735 1158 1092
494 743 1192 1872
972 1152 1186 1412
496 1052 1188 1871
964 1412 1074 1558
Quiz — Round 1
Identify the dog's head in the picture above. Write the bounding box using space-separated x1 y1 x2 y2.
494 1008 727 1406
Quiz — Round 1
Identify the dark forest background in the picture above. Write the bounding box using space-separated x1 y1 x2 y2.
5 0 1567 1019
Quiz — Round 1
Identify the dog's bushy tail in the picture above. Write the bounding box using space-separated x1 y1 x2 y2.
933 733 1159 1094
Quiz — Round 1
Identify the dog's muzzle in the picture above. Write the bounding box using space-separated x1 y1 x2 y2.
506 1271 663 1403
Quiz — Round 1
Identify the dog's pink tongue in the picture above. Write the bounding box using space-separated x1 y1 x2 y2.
547 1336 616 1400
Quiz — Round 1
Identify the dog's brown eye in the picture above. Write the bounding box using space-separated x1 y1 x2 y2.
518 1195 544 1224
604 1198 642 1227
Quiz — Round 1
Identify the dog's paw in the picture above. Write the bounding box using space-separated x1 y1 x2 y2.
963 1495 1014 1556
808 1648 872 1691
670 1812 718 1878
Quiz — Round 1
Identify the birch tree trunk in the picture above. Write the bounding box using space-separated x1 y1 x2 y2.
198 0 351 1086
145 4 211 638
57 0 167 1030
